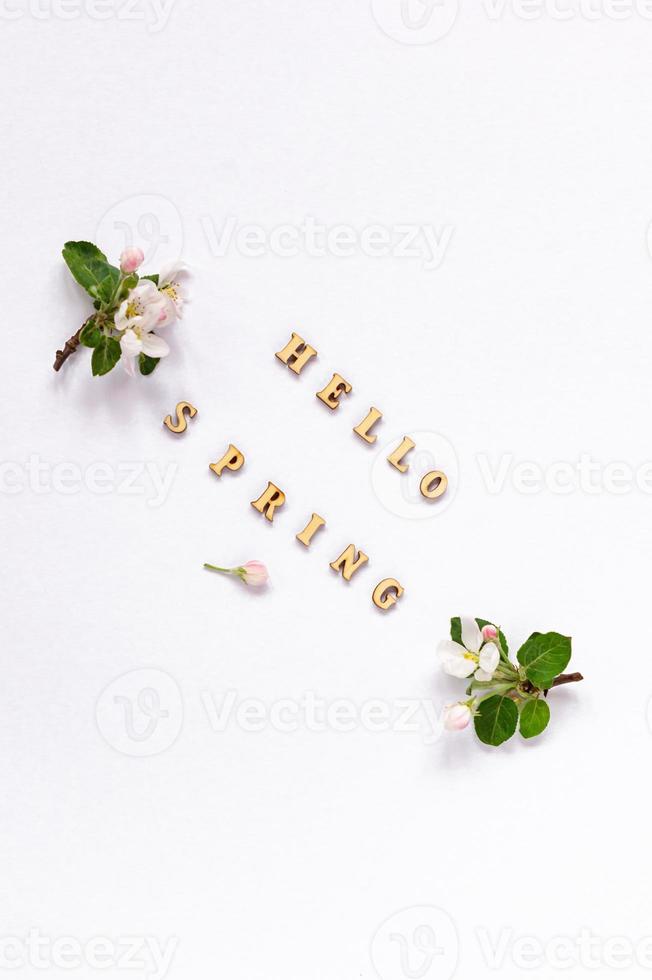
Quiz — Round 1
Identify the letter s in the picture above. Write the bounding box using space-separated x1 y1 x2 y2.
163 402 198 434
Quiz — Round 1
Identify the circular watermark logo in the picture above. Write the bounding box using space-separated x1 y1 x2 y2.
96 194 184 270
371 0 459 44
371 905 459 980
370 430 459 520
96 668 183 757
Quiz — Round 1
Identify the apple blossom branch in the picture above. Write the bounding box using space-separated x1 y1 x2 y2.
440 619 584 745
54 243 186 378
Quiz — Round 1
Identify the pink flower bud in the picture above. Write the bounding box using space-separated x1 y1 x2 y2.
443 703 472 731
240 560 269 587
119 247 145 274
482 624 499 642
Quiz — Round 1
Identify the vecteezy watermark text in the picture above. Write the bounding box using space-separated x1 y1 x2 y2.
482 0 652 21
96 670 446 757
201 690 443 744
200 215 454 271
0 0 176 31
370 907 652 978
96 195 454 271
0 456 177 508
372 0 652 48
0 931 178 979
477 927 652 970
476 453 652 495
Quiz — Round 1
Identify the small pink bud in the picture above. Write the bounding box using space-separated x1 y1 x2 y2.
482 624 498 642
444 703 472 732
240 560 269 587
119 247 145 274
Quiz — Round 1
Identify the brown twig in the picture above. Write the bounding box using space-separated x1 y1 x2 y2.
548 672 584 689
53 317 93 371
521 672 584 697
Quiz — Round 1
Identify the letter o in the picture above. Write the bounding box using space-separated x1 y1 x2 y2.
420 470 448 500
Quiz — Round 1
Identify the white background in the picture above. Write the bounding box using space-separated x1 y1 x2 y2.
2 0 651 977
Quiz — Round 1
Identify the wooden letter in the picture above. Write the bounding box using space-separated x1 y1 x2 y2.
420 470 448 500
251 482 286 522
329 544 369 582
353 407 382 445
372 579 404 610
210 445 245 478
163 402 198 434
388 436 415 473
316 373 352 411
296 513 326 547
275 332 318 375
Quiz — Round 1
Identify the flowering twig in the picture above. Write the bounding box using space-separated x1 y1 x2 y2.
439 618 584 745
54 242 187 377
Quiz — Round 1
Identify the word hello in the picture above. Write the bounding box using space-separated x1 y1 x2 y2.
275 331 449 502
162 333 450 611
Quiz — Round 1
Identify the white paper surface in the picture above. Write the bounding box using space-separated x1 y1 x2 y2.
2 1 651 977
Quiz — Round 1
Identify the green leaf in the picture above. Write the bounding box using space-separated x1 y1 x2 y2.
139 353 160 376
62 241 120 304
517 632 571 689
520 699 551 739
140 273 159 285
79 318 102 348
95 273 119 306
91 336 121 377
450 617 463 645
474 695 518 746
